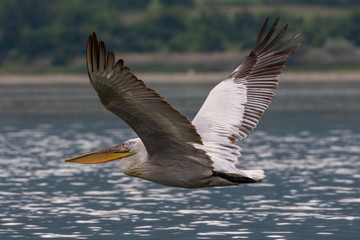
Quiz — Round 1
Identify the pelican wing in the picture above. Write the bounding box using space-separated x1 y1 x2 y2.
86 33 211 166
192 18 299 172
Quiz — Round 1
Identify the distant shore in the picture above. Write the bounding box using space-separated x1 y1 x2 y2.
0 71 359 84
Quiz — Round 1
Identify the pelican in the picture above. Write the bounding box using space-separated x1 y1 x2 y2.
65 17 299 188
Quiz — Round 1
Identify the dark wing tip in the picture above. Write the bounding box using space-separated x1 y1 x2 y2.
87 33 124 76
230 17 300 79
86 33 99 73
250 17 269 53
99 41 106 72
252 17 299 56
255 17 280 52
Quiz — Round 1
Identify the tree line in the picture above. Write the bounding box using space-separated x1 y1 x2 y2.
0 0 359 67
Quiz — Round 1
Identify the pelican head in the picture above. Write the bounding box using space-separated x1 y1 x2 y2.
65 139 141 165
66 138 148 179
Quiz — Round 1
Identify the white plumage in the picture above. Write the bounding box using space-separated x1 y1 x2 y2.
193 79 246 171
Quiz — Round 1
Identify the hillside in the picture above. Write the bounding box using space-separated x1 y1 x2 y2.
0 0 359 73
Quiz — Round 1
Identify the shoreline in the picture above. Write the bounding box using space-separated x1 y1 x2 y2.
0 71 359 84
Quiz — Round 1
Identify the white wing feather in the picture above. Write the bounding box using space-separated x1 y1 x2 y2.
192 79 246 173
192 18 299 181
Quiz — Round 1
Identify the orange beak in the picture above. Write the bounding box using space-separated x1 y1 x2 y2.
65 146 135 164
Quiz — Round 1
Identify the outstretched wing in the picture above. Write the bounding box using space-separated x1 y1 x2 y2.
192 17 299 172
87 33 211 167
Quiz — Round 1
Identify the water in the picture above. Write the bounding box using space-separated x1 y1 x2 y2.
0 79 359 239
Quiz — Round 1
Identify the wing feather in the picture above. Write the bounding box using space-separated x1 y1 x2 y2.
86 33 212 168
192 17 299 173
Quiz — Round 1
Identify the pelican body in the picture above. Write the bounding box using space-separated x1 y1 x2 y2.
66 17 299 188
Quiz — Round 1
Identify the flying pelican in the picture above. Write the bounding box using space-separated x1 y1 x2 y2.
65 17 299 188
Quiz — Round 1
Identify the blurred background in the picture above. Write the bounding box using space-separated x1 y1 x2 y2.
0 0 359 74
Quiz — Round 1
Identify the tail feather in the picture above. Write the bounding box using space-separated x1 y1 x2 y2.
212 170 264 184
241 170 265 182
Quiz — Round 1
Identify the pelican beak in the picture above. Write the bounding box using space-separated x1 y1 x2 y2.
65 145 135 164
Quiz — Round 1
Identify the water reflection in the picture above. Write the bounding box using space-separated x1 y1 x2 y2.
0 82 359 239
1 123 359 239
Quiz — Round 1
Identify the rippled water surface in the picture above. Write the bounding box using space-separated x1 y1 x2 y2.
0 80 359 239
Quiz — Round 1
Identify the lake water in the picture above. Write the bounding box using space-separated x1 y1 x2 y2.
0 78 359 239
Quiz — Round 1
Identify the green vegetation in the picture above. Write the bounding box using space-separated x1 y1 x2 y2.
0 0 359 73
